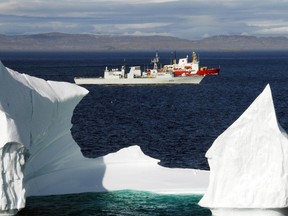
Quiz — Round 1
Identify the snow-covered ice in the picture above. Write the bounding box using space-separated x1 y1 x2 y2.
26 144 209 197
98 145 209 194
0 61 209 215
199 84 288 216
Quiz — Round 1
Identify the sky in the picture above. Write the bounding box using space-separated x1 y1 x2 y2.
0 0 288 40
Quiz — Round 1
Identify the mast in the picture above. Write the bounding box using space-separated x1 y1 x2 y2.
173 51 177 64
192 52 198 64
151 51 160 70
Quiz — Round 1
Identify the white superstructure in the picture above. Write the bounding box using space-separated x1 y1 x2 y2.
163 52 200 74
74 68 204 85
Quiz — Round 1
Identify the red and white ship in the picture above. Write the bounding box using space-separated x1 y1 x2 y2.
162 52 220 77
74 52 220 85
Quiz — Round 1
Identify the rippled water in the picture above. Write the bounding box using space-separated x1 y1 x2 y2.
1 50 288 215
18 191 209 216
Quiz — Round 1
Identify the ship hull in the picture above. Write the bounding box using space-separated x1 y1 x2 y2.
197 68 220 76
174 68 220 77
74 75 204 85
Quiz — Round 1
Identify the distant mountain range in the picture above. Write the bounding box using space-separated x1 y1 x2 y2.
1 32 288 51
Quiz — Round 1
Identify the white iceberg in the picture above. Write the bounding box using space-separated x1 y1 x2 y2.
199 84 288 215
0 61 209 215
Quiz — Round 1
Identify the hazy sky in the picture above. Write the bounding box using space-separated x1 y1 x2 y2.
0 0 288 39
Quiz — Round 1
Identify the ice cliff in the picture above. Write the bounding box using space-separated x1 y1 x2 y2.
0 61 208 215
199 85 288 215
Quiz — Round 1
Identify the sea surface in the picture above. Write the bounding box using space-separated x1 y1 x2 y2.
1 50 288 215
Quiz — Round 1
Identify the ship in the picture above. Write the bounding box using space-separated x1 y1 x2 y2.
163 52 220 77
74 52 220 85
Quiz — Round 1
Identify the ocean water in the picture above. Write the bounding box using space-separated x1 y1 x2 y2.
19 191 208 216
1 50 288 215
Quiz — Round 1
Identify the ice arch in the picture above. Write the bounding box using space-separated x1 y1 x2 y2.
0 61 209 215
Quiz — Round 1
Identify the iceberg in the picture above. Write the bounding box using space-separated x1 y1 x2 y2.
0 61 209 215
199 85 288 216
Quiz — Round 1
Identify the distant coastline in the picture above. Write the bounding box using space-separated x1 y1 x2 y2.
1 32 288 51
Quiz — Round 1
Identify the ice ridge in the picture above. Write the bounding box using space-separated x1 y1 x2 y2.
199 84 288 215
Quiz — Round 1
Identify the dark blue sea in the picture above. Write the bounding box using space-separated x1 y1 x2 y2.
1 50 288 215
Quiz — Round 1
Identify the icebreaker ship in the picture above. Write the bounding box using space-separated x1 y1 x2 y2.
0 61 209 215
199 85 288 216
